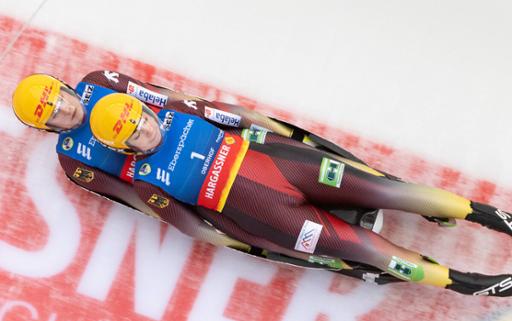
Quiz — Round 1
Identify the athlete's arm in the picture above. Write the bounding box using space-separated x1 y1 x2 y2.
81 70 374 167
81 70 209 117
81 70 283 129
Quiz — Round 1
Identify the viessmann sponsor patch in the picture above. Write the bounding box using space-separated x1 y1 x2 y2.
197 134 249 212
126 81 168 107
204 106 242 127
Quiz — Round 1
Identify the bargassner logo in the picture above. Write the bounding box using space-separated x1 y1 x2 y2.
204 144 231 199
168 119 194 171
127 81 168 107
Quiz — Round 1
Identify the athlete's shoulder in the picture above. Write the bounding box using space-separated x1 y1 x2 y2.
80 70 143 91
81 70 117 86
80 70 175 108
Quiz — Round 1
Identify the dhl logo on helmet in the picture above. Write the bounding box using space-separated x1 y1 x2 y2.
33 84 54 121
112 101 134 137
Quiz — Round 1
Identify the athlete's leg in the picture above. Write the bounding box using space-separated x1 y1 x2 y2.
238 131 385 231
133 180 360 272
223 178 512 297
250 140 512 236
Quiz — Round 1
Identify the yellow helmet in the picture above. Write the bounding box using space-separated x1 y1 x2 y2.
12 74 64 129
90 93 143 151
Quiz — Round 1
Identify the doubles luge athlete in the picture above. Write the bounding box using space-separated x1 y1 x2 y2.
11 72 388 282
89 92 512 297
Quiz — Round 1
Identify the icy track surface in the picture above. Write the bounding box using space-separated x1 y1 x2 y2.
0 1 512 320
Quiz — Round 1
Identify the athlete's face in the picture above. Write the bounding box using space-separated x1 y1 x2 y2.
126 110 162 154
46 87 85 131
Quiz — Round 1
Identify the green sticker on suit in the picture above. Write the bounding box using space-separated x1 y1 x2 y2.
318 157 344 188
241 128 267 144
387 256 425 281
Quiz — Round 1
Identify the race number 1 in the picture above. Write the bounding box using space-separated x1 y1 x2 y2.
191 152 205 161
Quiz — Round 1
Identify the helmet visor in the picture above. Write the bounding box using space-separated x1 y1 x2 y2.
45 84 85 132
125 104 163 154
